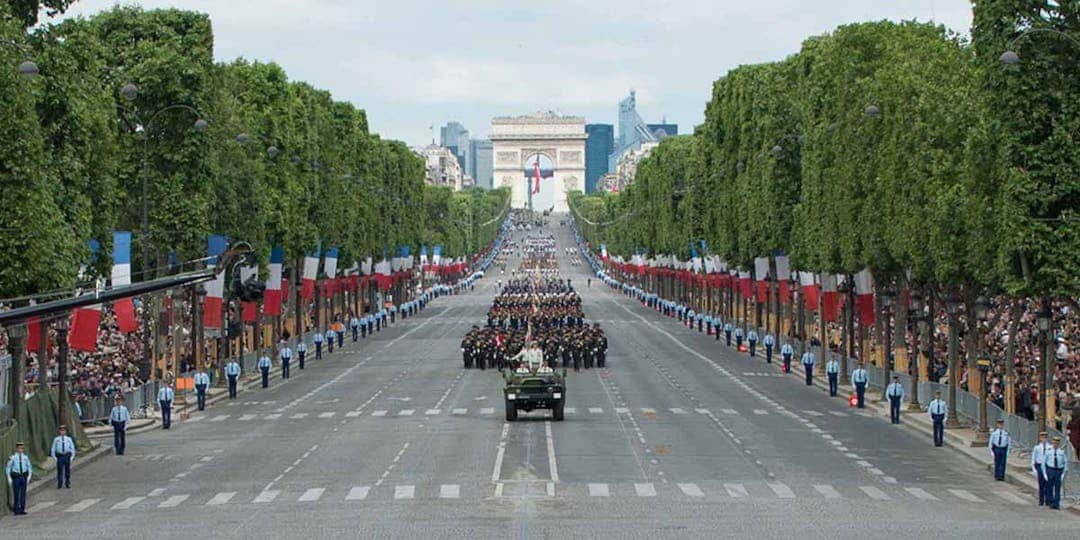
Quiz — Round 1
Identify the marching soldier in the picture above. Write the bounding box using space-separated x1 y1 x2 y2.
724 322 733 346
361 314 370 338
989 419 1011 481
801 348 816 385
225 358 241 398
885 375 904 424
325 327 336 354
297 339 308 369
193 367 210 411
1042 436 1068 509
781 342 794 373
705 314 714 336
763 333 775 363
714 315 722 341
313 329 325 359
825 355 840 396
734 326 744 350
50 425 75 489
109 396 130 455
851 362 869 408
697 312 704 332
928 391 947 447
280 343 293 375
1031 432 1052 505
595 323 608 368
747 329 758 357
335 319 345 347
350 314 361 341
258 352 272 387
5 442 31 515
157 383 175 429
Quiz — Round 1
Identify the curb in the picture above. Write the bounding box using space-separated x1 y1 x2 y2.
85 418 158 440
26 442 111 495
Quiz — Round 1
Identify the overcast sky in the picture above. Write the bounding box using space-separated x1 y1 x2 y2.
58 1 974 146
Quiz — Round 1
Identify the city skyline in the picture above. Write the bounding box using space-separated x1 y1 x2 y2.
57 1 973 147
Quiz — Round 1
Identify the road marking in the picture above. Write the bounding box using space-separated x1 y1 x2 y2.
615 407 630 414
394 485 415 499
564 407 577 414
492 423 510 482
239 414 256 421
588 483 610 497
426 409 441 415
298 488 324 502
27 501 57 513
721 409 738 415
547 482 556 497
290 413 308 419
904 487 939 501
480 407 494 415
318 412 336 418
452 408 467 415
545 420 559 482
948 489 983 502
494 483 504 498
210 415 230 422
768 483 796 498
346 486 370 501
805 411 824 416
187 416 204 423
148 488 166 496
372 410 387 417
206 492 236 505
882 476 898 484
64 498 101 512
111 496 145 510
264 414 282 420
635 483 656 497
694 408 710 415
753 409 768 415
345 411 362 417
678 483 704 497
588 407 603 414
856 460 873 468
814 485 841 499
158 495 189 508
253 490 280 503
399 409 415 416
995 491 1028 504
440 484 460 499
669 408 686 415
829 411 848 417
869 468 885 476
724 483 748 498
859 486 890 500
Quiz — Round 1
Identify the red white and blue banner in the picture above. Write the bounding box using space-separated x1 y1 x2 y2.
301 247 320 300
111 231 138 333
203 235 228 329
263 245 284 316
322 247 339 297
854 268 875 327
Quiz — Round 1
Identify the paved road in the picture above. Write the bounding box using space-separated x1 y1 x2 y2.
5 223 1076 538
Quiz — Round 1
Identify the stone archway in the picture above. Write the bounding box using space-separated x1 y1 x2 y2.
490 111 586 212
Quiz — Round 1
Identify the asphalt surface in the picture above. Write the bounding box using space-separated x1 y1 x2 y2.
4 220 1076 539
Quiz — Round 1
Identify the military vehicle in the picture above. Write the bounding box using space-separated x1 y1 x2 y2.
503 370 566 421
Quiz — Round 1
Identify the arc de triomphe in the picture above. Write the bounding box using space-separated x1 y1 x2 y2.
490 111 586 213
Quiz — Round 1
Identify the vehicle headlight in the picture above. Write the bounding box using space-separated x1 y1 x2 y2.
553 393 561 399
507 394 516 400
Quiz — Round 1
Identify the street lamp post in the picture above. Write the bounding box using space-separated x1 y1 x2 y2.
908 294 924 410
945 292 962 428
973 295 991 445
1036 299 1053 432
880 285 895 398
54 315 71 424
119 83 208 382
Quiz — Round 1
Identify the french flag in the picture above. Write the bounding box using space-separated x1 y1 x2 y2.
301 247 320 300
322 248 339 297
775 256 791 304
754 257 770 302
800 271 820 310
203 235 228 329
820 273 840 322
854 269 875 327
263 246 284 316
241 265 258 322
111 231 138 333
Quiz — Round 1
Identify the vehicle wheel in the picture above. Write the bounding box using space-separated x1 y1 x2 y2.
552 402 564 421
505 399 517 421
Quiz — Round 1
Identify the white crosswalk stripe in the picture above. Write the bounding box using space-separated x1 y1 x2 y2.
452 408 467 415
290 413 308 419
804 411 824 416
318 412 336 418
210 415 230 422
813 485 841 499
588 407 603 414
829 411 848 417
394 485 415 499
904 487 939 501
345 411 363 417
721 409 738 415
398 409 415 416
65 498 100 512
669 408 687 415
768 483 795 498
372 410 387 417
264 414 282 420
298 488 325 502
724 483 748 498
28 501 57 513
253 490 280 503
480 408 495 415
239 414 257 421
439 484 460 499
426 409 441 416
859 486 890 501
346 486 370 500
753 409 769 415
634 483 656 497
206 492 236 505
565 407 577 414
158 495 189 508
948 489 983 502
187 416 204 423
615 407 630 414
694 408 710 415
588 483 610 497
111 496 145 510
678 483 704 497
995 491 1028 504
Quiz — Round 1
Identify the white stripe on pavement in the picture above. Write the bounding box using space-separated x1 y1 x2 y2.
290 413 308 419
694 408 710 415
394 485 415 499
678 483 704 497
904 487 939 501
346 486 370 501
588 483 610 497
210 415 230 422
564 407 577 414
206 492 236 505
64 498 101 512
111 496 145 510
721 409 738 415
948 489 983 502
372 410 387 417
253 490 280 503
27 501 57 513
635 483 657 497
426 409 441 416
480 408 494 415
440 484 460 499
588 407 603 414
345 411 363 417
813 485 841 499
264 414 282 420
158 495 189 508
148 487 167 496
318 412 336 418
753 409 768 415
452 408 467 415
669 408 686 415
804 411 824 416
724 484 748 498
298 488 325 502
995 491 1028 504
859 486 890 501
615 407 630 414
187 416 204 423
768 483 796 499
398 409 415 416
239 414 257 421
